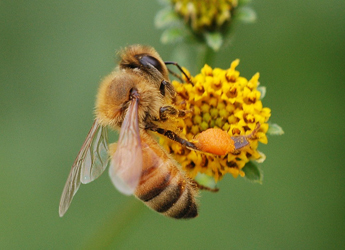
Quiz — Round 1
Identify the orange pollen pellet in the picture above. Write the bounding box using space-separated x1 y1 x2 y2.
195 128 235 155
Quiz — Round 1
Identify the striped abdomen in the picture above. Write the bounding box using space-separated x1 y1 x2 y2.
134 133 198 219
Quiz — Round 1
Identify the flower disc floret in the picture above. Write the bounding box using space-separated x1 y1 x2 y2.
159 60 271 181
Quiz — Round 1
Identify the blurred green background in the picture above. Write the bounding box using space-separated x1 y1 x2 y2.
1 0 345 249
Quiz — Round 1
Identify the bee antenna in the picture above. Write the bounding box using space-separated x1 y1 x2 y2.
167 68 184 83
164 61 193 85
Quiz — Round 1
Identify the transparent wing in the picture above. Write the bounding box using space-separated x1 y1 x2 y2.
80 122 109 184
59 120 109 217
109 98 143 195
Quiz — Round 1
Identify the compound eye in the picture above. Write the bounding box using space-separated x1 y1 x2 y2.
139 55 163 73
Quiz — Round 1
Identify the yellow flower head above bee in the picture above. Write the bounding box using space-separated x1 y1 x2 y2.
171 0 238 33
159 60 271 181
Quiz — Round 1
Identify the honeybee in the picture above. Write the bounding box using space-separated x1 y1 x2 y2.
59 45 203 219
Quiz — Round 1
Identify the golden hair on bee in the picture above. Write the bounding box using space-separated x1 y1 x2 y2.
59 44 202 219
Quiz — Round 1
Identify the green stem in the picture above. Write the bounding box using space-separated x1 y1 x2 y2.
83 199 146 249
197 44 216 70
204 45 216 66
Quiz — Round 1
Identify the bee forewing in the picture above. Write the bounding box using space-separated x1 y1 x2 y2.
59 120 109 217
109 98 143 195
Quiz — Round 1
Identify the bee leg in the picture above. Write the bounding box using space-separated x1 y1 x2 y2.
191 180 219 192
148 126 198 151
159 106 189 121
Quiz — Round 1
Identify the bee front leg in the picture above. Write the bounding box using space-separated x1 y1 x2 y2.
159 106 188 121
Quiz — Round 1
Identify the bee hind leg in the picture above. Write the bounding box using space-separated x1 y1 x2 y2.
148 126 198 151
191 180 219 192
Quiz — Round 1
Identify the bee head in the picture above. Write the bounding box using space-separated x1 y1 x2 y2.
119 45 169 81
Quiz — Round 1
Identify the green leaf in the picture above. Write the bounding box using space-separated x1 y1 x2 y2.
155 7 180 29
204 32 223 51
236 7 257 23
256 151 266 164
257 86 266 99
267 123 285 135
160 28 184 44
194 173 217 189
242 161 263 184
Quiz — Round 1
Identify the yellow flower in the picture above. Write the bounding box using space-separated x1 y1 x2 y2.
171 0 238 33
159 60 271 181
